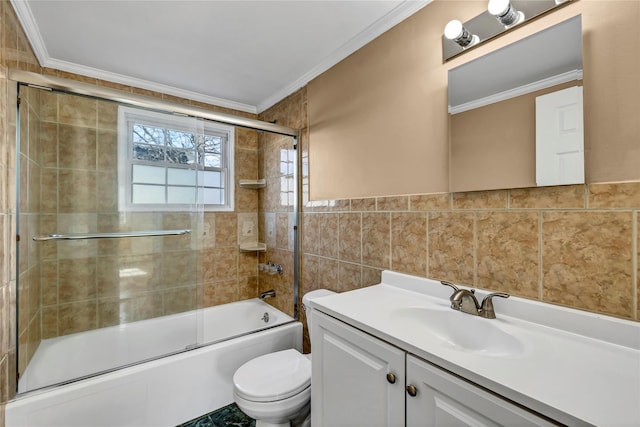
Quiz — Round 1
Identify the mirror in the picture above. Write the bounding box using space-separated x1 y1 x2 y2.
448 15 583 193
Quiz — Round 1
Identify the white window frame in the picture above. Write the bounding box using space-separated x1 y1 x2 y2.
117 106 235 212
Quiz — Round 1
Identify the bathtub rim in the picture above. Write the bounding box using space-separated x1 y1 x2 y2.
13 299 297 400
5 321 303 427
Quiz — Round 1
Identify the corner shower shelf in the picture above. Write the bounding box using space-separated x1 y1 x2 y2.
239 179 266 189
239 242 267 252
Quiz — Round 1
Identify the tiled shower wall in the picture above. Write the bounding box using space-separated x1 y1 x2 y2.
255 88 640 351
35 92 202 346
26 92 263 344
255 93 302 316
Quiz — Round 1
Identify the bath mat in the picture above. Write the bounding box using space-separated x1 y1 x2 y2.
177 403 255 427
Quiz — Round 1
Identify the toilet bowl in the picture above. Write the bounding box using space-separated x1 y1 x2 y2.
232 289 335 427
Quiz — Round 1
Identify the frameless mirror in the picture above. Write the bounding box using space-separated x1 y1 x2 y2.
448 15 583 192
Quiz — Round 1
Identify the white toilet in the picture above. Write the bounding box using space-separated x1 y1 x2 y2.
233 289 335 427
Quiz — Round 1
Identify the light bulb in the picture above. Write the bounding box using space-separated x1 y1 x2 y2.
488 0 525 28
444 20 479 48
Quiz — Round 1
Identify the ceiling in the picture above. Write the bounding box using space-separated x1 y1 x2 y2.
12 0 429 113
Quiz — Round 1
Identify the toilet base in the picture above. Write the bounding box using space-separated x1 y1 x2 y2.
234 388 310 427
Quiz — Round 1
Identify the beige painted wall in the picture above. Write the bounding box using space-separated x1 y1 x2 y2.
309 0 640 200
308 1 453 200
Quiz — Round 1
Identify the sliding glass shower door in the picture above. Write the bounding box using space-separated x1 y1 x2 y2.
16 85 202 393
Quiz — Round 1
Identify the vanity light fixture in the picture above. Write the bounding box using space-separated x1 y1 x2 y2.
443 0 575 61
444 20 479 49
488 0 525 28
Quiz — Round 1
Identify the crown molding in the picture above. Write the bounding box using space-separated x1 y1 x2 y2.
448 69 583 115
256 0 431 112
10 0 257 113
44 58 258 113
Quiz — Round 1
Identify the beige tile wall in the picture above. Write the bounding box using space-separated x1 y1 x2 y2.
33 91 263 337
298 183 640 346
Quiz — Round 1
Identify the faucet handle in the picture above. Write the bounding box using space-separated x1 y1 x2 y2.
440 281 460 293
479 292 509 319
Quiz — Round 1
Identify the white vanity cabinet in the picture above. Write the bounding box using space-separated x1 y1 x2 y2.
312 311 555 427
311 311 406 427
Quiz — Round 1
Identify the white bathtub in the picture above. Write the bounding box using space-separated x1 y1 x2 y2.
6 299 302 427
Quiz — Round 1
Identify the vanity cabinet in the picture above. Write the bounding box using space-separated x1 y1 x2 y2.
312 311 555 427
311 311 405 427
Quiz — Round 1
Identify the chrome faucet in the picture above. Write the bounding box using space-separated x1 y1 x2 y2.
441 281 509 319
259 289 276 300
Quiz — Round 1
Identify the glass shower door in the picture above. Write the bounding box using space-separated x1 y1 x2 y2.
16 85 201 393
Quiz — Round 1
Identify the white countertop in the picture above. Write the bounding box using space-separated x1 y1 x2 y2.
310 271 640 426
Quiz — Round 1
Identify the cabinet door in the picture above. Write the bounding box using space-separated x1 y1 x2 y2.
311 311 405 427
406 355 556 427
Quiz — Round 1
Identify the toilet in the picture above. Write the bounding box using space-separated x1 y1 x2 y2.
233 289 335 427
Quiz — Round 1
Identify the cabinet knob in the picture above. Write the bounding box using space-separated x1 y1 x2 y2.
406 384 417 397
386 373 396 384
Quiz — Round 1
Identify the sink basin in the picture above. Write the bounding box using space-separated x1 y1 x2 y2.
391 306 525 357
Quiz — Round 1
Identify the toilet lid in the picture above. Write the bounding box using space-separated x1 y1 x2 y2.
233 349 311 402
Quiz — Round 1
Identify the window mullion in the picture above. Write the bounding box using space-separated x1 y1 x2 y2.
164 166 169 204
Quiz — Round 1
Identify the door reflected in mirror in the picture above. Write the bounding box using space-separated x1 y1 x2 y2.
448 15 583 193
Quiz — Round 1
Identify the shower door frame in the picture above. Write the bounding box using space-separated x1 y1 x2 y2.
8 69 302 397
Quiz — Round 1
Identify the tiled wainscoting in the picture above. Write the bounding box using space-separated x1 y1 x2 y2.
300 183 640 321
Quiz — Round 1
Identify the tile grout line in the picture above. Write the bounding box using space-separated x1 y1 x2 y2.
633 210 638 320
336 211 341 287
425 211 430 278
473 211 478 288
387 211 392 272
359 211 363 286
538 211 544 301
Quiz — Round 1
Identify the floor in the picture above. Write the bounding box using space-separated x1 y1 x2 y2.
178 403 255 427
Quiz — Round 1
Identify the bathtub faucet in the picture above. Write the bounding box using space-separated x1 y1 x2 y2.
259 289 276 300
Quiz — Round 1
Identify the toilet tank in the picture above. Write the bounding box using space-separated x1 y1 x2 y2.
302 289 335 344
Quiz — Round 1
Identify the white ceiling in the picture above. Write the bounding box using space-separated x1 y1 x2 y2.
12 0 429 113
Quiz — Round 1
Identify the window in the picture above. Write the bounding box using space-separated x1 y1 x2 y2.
118 106 234 211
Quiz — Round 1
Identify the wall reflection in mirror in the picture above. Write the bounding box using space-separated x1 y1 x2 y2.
448 15 583 193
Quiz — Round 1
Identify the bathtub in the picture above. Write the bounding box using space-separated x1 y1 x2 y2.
6 299 302 427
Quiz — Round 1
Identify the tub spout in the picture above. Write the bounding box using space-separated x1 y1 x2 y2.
259 289 276 300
